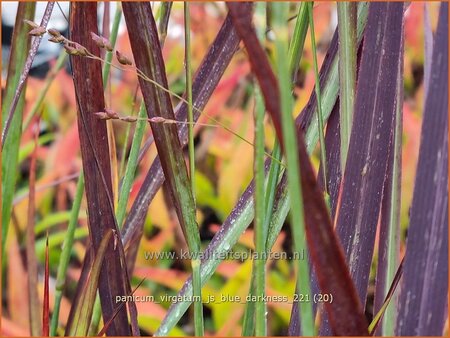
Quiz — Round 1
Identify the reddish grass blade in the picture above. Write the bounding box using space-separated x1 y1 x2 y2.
396 4 448 335
26 121 41 336
43 233 50 337
1 2 54 147
68 3 134 335
226 2 368 335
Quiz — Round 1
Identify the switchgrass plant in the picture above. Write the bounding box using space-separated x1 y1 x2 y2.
1 2 447 337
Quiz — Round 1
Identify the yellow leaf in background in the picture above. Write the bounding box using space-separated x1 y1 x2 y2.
210 259 252 334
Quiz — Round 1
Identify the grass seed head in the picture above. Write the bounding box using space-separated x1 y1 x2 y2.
63 44 79 55
121 116 137 123
116 51 133 66
104 108 120 119
48 35 66 44
73 43 88 56
149 116 166 123
48 28 61 38
94 112 110 120
28 26 47 37
23 19 39 29
90 32 113 52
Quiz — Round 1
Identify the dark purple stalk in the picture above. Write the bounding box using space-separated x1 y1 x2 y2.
1 2 54 148
67 3 136 335
324 4 405 333
336 0 404 297
373 31 404 335
396 3 448 335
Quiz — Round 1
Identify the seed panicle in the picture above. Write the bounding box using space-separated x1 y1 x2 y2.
90 32 113 52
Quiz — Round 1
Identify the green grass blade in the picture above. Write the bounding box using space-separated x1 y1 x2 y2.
253 86 267 336
242 142 283 336
35 211 72 235
1 2 36 257
308 2 328 195
102 3 122 85
288 2 309 82
184 3 204 335
158 2 173 46
273 2 314 335
50 174 85 336
337 2 357 171
116 102 147 228
251 3 268 335
243 3 307 332
23 52 67 131
118 99 135 178
1 2 53 147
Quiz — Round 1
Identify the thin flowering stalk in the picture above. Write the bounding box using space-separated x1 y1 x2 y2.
93 111 285 168
2 2 54 147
